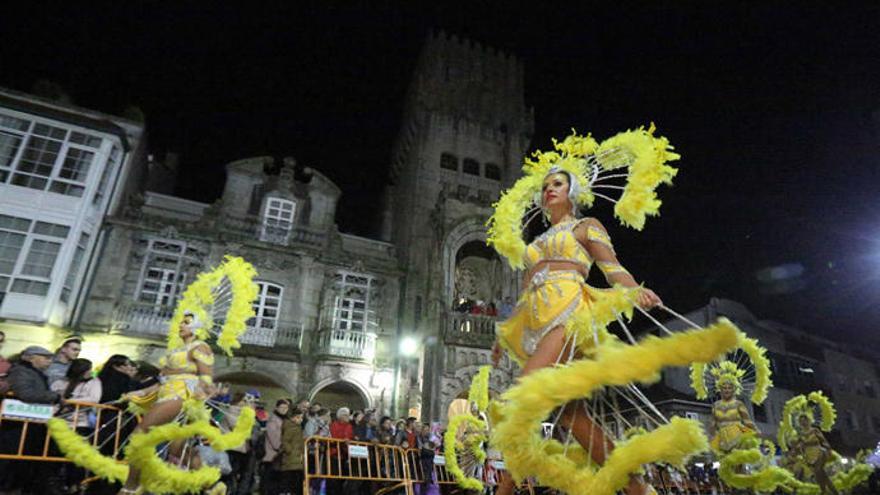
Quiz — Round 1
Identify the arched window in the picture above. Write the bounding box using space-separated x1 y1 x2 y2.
440 153 458 171
462 158 479 176
484 163 501 180
249 281 283 331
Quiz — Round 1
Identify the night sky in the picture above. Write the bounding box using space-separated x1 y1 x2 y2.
2 2 879 346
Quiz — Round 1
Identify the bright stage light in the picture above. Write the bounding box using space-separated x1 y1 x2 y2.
399 336 419 356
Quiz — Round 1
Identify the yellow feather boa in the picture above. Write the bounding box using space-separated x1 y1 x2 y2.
48 406 255 494
490 321 738 495
689 328 772 404
486 125 679 268
167 255 259 355
47 418 129 483
468 365 491 413
718 442 797 493
444 414 488 491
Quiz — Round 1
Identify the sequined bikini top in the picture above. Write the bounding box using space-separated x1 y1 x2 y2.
159 340 206 373
524 219 615 271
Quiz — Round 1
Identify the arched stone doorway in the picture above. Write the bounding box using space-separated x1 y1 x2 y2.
215 371 290 407
310 380 369 413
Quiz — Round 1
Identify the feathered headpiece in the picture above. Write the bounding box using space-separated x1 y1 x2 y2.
167 255 260 356
486 124 680 268
778 391 836 451
710 361 747 394
690 325 773 405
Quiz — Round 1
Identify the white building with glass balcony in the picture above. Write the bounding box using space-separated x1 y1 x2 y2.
0 87 145 329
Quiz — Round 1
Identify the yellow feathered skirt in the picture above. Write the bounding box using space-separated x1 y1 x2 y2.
497 269 590 365
157 374 199 403
711 422 754 453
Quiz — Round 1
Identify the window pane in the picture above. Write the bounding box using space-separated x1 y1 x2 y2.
440 152 458 171
0 131 23 169
49 182 85 197
69 132 102 148
33 221 70 239
0 114 30 132
33 123 67 140
463 158 480 175
58 148 94 181
11 278 50 295
14 135 61 189
21 240 61 277
484 163 501 180
0 231 26 275
0 214 31 233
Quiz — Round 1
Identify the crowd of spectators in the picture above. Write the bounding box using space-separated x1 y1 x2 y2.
451 296 515 319
0 331 447 495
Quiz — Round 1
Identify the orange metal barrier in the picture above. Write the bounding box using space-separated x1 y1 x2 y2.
303 436 413 495
404 448 535 494
0 397 130 462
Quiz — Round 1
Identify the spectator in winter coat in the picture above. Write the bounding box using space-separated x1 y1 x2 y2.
260 399 289 495
327 407 354 494
280 410 306 494
8 346 60 404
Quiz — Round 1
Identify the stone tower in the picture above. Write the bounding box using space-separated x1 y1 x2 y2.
386 31 534 421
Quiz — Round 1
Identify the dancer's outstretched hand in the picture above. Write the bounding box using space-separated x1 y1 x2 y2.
637 288 662 309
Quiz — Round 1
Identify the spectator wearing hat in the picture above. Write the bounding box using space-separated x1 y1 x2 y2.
3 346 64 494
8 345 60 404
46 337 82 387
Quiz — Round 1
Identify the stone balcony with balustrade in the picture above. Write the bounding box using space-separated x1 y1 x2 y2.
112 302 304 352
442 311 497 349
312 329 377 363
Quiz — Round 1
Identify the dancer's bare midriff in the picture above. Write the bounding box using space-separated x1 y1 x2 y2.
525 260 587 285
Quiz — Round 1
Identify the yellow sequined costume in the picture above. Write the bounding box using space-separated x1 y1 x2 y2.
710 398 755 453
497 218 624 362
799 428 830 466
155 339 215 403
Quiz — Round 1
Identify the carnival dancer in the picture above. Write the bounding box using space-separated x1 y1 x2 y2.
688 335 772 457
484 127 741 495
794 413 839 495
774 392 874 495
48 256 260 495
115 311 216 494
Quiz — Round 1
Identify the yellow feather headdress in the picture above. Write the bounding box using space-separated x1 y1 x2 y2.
167 255 259 356
486 124 680 268
689 327 773 405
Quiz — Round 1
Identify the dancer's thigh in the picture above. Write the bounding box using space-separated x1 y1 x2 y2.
521 325 570 377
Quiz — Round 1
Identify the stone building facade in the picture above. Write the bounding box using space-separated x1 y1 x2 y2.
61 32 529 419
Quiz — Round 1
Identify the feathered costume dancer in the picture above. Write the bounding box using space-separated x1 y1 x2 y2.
775 392 873 495
689 331 772 454
485 126 743 495
687 334 796 492
48 256 260 494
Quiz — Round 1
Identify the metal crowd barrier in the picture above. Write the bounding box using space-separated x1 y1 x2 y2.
0 396 130 462
403 448 536 494
303 436 413 495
